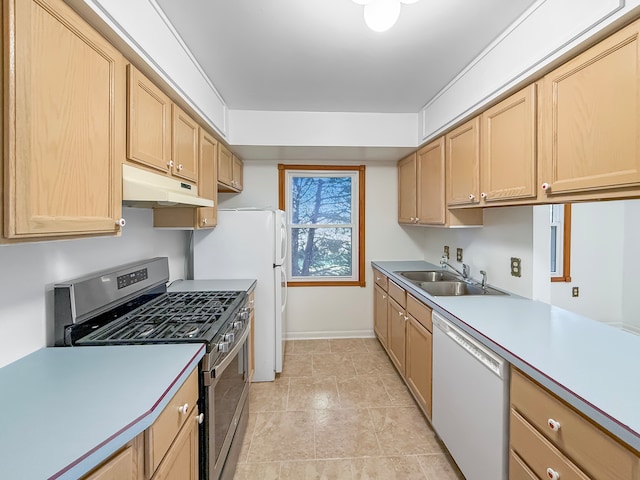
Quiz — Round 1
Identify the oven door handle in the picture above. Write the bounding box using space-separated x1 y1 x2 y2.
212 324 251 379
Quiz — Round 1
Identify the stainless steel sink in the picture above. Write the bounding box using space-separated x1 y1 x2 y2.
395 270 460 282
394 270 507 296
417 281 506 296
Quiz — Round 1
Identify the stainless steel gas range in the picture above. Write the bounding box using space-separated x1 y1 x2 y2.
53 257 252 480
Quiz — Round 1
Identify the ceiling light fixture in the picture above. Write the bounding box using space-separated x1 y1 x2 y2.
353 0 419 33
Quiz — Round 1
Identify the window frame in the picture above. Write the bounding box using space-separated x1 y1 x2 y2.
550 203 572 282
278 164 366 287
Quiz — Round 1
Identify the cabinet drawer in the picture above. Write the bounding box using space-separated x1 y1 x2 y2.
511 368 639 480
509 449 538 480
146 368 199 475
406 294 432 332
511 409 589 480
388 280 406 308
373 269 388 291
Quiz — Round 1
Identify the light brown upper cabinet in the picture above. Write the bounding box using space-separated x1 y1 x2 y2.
481 83 537 203
196 130 219 228
171 104 199 183
232 154 244 191
153 128 218 229
3 0 125 240
446 117 481 206
218 143 243 192
539 18 640 199
447 85 536 208
398 142 482 227
127 65 172 174
127 66 199 185
397 152 418 223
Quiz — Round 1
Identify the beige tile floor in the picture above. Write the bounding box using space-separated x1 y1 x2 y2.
234 338 465 480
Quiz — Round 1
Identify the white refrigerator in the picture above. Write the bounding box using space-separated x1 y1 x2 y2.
192 209 288 382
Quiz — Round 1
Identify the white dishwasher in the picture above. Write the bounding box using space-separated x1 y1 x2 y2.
432 312 509 480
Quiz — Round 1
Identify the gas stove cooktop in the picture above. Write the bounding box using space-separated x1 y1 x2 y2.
75 291 245 346
54 257 246 348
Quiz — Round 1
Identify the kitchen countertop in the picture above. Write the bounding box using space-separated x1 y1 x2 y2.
0 344 205 479
372 260 640 452
168 278 256 293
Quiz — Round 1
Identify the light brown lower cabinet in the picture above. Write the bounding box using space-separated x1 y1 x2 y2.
151 414 199 480
373 284 389 348
81 436 143 480
510 367 640 480
405 295 433 419
387 298 406 375
372 269 433 420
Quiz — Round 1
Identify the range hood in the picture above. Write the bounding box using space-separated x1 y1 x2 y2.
122 164 214 208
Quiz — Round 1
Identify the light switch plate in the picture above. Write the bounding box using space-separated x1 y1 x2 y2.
444 246 450 259
456 248 463 262
511 257 521 277
572 287 579 297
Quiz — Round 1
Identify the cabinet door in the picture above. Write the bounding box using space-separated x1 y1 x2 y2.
196 130 218 229
406 315 433 419
539 19 640 195
217 143 234 188
82 444 137 480
416 138 446 225
481 84 537 202
387 298 406 375
171 105 199 183
373 284 389 348
127 65 172 174
232 155 244 191
446 117 480 206
397 153 417 224
5 0 125 238
152 415 199 480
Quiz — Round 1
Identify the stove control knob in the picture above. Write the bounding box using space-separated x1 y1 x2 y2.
224 332 235 343
233 320 244 330
217 341 229 353
239 308 250 321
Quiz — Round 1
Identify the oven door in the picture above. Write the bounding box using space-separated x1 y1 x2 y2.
203 324 250 480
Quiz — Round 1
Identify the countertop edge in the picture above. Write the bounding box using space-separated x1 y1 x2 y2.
54 344 205 480
371 260 640 453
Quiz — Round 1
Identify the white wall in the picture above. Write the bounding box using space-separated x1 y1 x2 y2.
0 208 189 368
228 110 418 148
547 202 625 327
622 200 640 334
530 200 640 333
419 207 534 299
218 160 426 339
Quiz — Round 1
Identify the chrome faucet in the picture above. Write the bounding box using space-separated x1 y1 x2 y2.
480 270 487 289
440 255 470 279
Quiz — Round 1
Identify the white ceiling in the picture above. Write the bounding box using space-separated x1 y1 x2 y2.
155 0 537 114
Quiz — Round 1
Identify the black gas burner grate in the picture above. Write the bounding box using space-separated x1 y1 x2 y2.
76 291 245 345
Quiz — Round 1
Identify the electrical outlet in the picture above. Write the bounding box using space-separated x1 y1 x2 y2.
443 246 450 259
572 287 579 297
510 257 522 277
456 248 463 262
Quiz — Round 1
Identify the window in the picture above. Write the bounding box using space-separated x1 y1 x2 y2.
550 204 572 282
278 164 365 287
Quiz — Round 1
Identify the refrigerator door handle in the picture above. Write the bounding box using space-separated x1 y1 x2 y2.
279 213 288 266
281 266 288 311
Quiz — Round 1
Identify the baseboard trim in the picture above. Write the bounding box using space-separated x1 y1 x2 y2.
285 330 375 340
621 324 640 336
